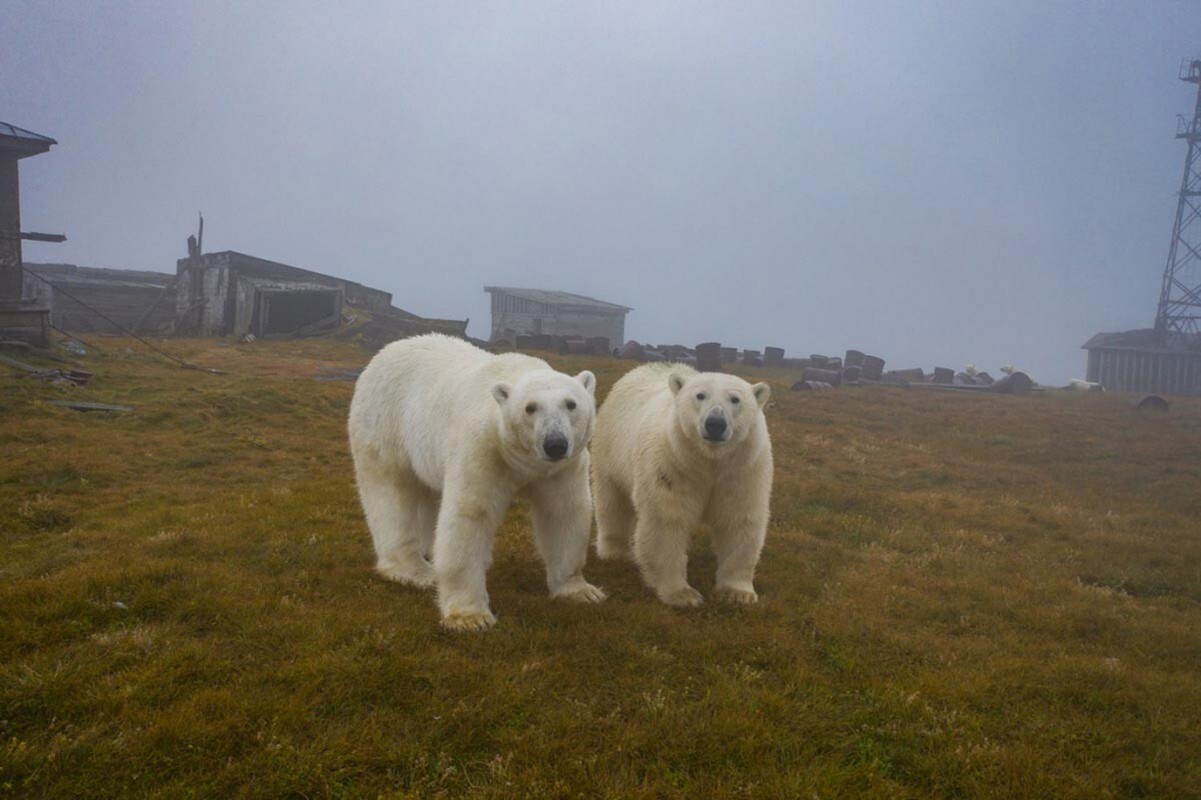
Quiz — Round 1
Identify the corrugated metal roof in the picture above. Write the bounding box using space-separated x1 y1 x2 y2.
0 121 57 149
239 275 341 293
484 286 631 312
1082 328 1201 352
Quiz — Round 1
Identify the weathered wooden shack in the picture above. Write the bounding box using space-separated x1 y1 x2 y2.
0 121 57 345
1082 329 1201 396
23 263 177 334
484 286 631 345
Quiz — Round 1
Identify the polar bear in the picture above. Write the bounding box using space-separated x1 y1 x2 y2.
591 363 773 607
348 334 605 631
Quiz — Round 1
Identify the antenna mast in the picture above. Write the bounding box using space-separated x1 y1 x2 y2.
1155 58 1201 338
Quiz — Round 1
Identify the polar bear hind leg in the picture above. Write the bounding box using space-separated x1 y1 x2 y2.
355 454 437 589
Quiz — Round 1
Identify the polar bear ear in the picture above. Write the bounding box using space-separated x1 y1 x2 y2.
492 382 511 405
752 382 771 408
575 370 596 396
668 373 686 396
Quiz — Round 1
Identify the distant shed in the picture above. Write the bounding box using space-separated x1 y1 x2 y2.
1082 329 1201 395
484 286 631 345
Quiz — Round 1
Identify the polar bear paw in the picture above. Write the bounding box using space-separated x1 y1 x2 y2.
714 585 759 605
552 579 608 604
658 585 704 608
441 609 497 632
377 560 436 588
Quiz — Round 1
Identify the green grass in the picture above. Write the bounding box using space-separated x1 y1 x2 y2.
2 337 1200 798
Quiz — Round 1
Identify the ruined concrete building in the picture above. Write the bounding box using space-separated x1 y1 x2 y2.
169 249 465 341
485 286 631 346
175 250 392 338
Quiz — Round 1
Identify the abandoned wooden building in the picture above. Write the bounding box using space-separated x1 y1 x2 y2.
1082 329 1201 396
175 250 466 340
0 120 58 345
484 286 631 346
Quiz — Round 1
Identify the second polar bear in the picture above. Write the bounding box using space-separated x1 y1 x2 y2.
348 334 605 631
592 363 773 607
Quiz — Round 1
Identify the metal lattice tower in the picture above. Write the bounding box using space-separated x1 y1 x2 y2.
1155 58 1201 337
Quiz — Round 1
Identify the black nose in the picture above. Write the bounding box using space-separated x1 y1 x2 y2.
543 433 569 460
704 415 727 438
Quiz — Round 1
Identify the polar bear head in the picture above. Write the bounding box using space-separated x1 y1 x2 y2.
668 371 770 454
492 369 596 463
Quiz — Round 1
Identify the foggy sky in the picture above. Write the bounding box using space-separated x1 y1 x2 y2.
4 1 1198 382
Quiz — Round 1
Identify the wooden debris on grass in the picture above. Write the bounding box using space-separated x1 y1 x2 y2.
0 353 92 386
48 400 133 413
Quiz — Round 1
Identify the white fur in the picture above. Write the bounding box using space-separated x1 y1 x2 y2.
348 334 604 631
591 363 773 607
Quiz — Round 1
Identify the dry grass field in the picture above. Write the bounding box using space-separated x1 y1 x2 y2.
2 337 1200 798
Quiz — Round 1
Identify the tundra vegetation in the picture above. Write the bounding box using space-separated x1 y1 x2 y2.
2 338 1200 798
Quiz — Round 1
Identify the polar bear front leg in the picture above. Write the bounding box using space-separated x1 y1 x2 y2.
632 505 703 608
529 460 607 603
593 473 635 561
708 468 771 605
433 484 510 631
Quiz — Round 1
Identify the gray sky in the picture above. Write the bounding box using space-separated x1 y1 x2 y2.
3 1 1198 381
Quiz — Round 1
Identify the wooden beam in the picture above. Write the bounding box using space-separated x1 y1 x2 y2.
0 230 67 242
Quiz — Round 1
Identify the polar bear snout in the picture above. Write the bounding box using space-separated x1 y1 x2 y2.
543 431 570 460
703 411 729 442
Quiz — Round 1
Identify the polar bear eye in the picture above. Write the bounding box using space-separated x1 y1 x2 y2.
730 395 740 404
696 392 706 401
566 400 577 411
525 403 537 414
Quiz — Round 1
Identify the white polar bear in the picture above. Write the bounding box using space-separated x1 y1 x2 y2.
348 334 605 631
591 363 773 607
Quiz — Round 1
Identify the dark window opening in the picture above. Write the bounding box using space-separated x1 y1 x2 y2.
257 290 338 336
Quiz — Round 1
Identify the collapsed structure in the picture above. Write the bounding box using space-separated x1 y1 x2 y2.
23 263 176 334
